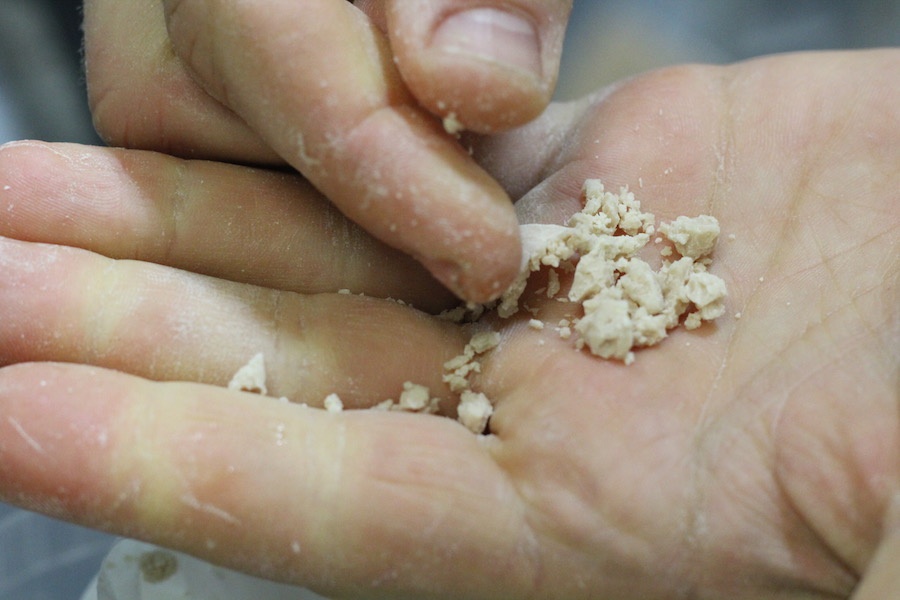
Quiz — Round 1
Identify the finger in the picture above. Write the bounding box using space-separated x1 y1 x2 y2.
0 235 465 407
161 0 521 302
353 0 387 31
384 0 573 133
0 363 533 598
0 140 454 311
853 525 900 600
83 0 280 164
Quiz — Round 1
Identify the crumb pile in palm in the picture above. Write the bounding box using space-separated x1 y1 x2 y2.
227 180 728 434
499 179 727 364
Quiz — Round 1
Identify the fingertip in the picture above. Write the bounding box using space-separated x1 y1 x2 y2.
422 213 522 304
388 1 570 133
412 54 550 134
425 6 548 132
332 101 523 305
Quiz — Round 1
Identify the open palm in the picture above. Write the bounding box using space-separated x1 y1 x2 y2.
1 50 897 599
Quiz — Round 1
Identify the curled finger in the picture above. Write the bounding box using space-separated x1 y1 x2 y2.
161 0 522 302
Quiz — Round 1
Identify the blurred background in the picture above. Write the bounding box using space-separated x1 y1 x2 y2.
0 0 897 598
556 0 900 99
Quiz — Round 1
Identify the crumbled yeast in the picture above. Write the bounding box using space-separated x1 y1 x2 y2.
441 330 500 432
225 180 728 435
387 382 441 414
658 215 720 259
498 179 727 362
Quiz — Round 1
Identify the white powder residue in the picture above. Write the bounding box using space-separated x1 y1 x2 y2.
442 112 464 135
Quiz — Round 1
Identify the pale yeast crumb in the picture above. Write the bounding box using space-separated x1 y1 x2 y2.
658 215 720 259
397 382 441 414
398 381 430 411
546 269 561 298
469 331 501 354
528 319 545 330
227 353 267 395
442 330 499 393
372 399 395 411
324 393 344 413
457 391 492 434
370 381 442 414
442 330 501 433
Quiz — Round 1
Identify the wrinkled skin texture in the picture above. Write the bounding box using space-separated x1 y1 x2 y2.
1 50 898 599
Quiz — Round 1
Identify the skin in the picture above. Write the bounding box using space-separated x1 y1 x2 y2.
0 49 897 599
82 0 573 303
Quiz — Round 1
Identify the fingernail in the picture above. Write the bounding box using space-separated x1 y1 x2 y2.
431 8 541 79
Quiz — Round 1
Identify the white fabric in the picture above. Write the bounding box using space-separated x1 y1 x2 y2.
80 539 329 600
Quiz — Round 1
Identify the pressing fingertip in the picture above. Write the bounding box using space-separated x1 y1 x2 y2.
422 225 521 305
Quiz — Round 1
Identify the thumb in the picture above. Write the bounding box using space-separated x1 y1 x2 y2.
385 0 572 133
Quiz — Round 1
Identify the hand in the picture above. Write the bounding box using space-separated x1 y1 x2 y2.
1 50 898 599
82 0 573 302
